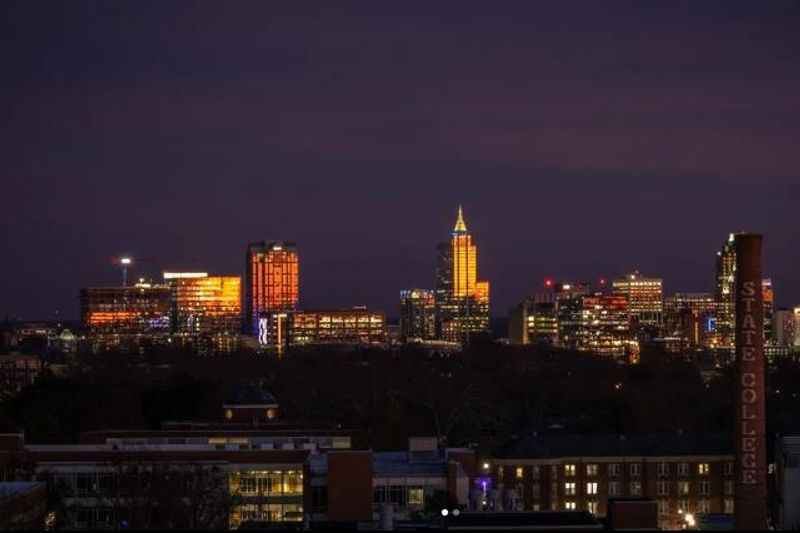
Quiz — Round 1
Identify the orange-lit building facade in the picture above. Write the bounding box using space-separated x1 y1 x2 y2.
246 242 299 335
167 274 241 353
80 285 171 335
434 207 490 343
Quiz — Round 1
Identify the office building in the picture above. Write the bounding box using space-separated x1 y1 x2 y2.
434 207 490 343
762 278 774 344
557 293 635 360
612 271 663 329
509 297 558 346
399 289 436 342
167 273 241 352
663 293 717 348
80 284 171 351
489 433 735 530
773 308 799 348
245 242 299 335
0 353 43 399
289 308 386 346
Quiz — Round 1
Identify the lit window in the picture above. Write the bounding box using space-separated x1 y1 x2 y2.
630 482 642 496
586 464 598 477
724 498 734 514
565 501 576 510
678 481 690 496
698 463 710 475
587 501 598 515
408 487 424 506
564 464 576 477
498 466 504 480
658 499 670 515
565 482 576 496
516 467 524 479
698 499 711 513
586 482 598 495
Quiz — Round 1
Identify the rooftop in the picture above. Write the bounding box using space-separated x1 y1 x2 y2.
496 432 734 459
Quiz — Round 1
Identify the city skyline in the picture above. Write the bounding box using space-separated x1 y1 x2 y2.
2 212 797 322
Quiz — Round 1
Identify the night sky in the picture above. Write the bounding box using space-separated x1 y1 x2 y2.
3 2 800 321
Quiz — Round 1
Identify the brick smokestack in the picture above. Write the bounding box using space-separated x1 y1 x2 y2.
733 233 767 530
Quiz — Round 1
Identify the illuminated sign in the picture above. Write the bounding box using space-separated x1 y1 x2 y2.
258 317 269 345
706 317 717 333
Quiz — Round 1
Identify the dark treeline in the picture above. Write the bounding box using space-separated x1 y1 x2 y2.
2 343 799 455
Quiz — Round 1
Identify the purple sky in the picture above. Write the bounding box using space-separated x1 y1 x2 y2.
2 1 799 320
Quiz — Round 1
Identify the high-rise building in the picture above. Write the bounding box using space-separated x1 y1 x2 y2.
166 273 242 353
80 284 172 336
773 308 798 348
245 242 299 335
558 293 635 360
612 271 663 328
289 308 386 346
714 234 737 349
509 297 558 346
663 292 717 348
434 207 490 343
762 279 774 344
399 289 436 342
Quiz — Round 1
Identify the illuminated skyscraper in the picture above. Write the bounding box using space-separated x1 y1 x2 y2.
714 234 737 349
612 271 663 328
434 206 490 343
399 289 436 341
245 242 299 335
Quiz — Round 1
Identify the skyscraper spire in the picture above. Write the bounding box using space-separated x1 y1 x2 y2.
454 205 468 233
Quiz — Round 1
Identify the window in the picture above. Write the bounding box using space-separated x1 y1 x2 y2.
724 462 734 476
587 501 598 515
609 463 621 478
679 499 690 514
629 482 642 496
374 486 387 503
658 499 670 515
532 503 541 511
551 465 558 478
516 466 524 479
498 466 505 481
678 463 689 476
724 480 734 495
240 476 257 494
564 464 576 477
532 483 541 499
532 465 541 480
408 487 424 506
551 482 558 499
630 463 641 477
608 481 621 496
698 463 710 475
586 482 598 495
678 481 690 496
657 462 670 477
565 482 576 496
657 481 669 496
565 501 576 510
724 498 734 514
699 481 711 496
586 464 598 477
698 499 711 513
